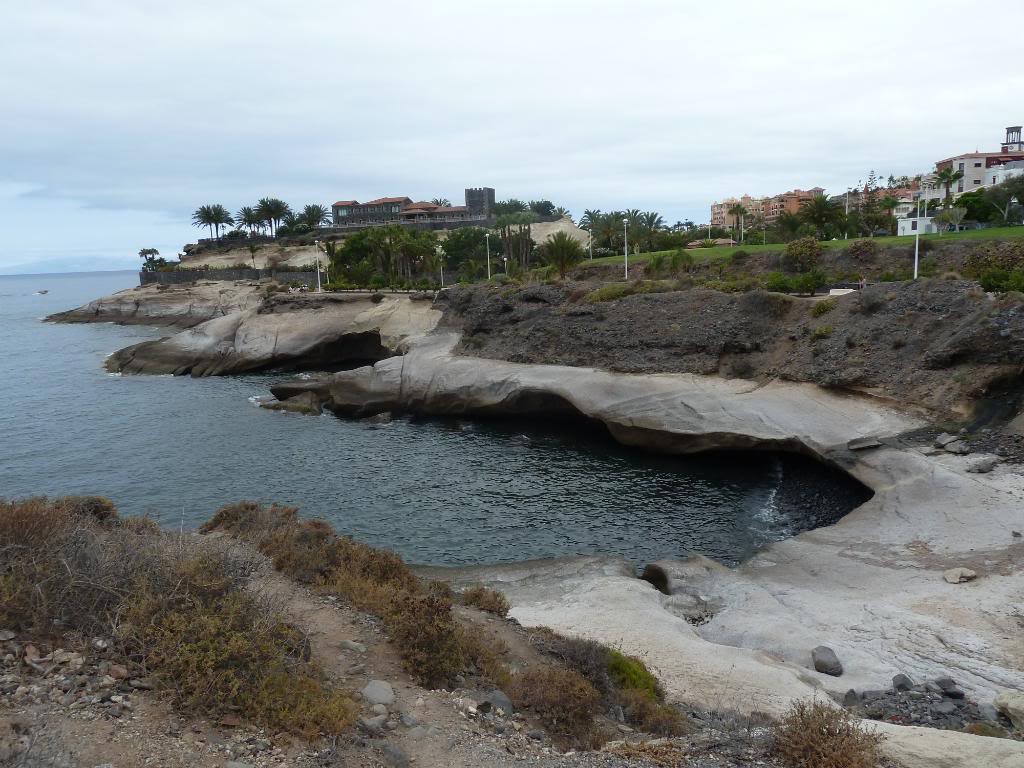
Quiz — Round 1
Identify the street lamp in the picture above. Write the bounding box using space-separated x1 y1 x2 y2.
622 218 629 280
485 232 491 280
313 240 323 293
586 228 593 260
436 245 445 288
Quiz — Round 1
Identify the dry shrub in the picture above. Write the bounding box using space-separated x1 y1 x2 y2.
124 555 352 736
461 585 510 617
772 699 882 768
618 688 687 736
530 628 614 695
460 628 511 689
202 501 463 688
509 667 601 740
383 592 465 687
0 497 353 737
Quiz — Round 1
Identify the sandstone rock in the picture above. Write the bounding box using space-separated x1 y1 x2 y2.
994 691 1024 729
361 680 395 706
943 568 977 584
811 646 843 676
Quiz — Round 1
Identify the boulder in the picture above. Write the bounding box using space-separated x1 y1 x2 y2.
934 677 965 699
892 673 915 692
966 456 999 474
359 714 387 735
994 691 1024 729
943 568 977 584
943 440 970 455
812 646 843 676
934 432 959 448
361 680 396 706
477 689 514 715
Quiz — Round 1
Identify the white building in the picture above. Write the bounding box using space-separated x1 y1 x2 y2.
897 217 939 237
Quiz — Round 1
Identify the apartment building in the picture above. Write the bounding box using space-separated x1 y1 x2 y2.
710 188 823 229
331 187 496 229
920 126 1024 202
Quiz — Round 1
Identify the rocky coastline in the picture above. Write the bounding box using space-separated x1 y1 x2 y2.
47 276 1024 766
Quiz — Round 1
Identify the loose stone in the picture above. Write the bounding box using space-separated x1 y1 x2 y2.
812 646 843 676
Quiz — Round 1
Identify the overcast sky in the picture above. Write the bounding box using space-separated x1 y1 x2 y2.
1 0 1020 273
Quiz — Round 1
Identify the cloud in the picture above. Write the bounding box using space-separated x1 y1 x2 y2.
1 0 1021 271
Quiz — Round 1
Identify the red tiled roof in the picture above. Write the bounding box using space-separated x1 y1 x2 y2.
364 196 412 205
332 200 358 207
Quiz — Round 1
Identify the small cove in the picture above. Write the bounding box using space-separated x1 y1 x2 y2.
2 271 870 567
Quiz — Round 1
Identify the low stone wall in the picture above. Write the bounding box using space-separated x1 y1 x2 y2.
139 269 320 288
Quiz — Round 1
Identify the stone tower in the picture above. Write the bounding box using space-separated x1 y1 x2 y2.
465 187 495 218
1002 126 1023 153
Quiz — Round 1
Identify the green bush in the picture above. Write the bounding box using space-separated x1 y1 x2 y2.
607 650 661 700
811 299 836 317
782 237 822 274
765 272 793 293
792 271 826 295
979 269 1024 293
811 325 833 341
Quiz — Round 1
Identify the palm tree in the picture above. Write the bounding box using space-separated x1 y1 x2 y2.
554 206 571 219
799 194 841 239
255 198 292 237
236 206 262 235
430 198 451 207
300 204 330 230
932 167 965 206
541 231 585 279
192 205 217 240
726 203 746 242
579 209 601 229
210 204 233 240
192 204 233 241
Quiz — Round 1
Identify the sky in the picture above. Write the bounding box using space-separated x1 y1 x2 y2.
1 0 1021 274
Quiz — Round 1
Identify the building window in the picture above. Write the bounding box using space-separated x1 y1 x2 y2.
958 162 964 172
973 180 981 185
957 181 964 192
974 162 982 167
911 221 917 231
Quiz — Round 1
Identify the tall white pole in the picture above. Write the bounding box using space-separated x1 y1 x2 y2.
845 190 850 240
314 240 322 293
913 196 921 280
588 228 593 260
485 233 491 280
623 219 629 280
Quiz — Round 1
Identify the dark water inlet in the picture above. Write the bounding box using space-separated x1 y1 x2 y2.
4 271 872 568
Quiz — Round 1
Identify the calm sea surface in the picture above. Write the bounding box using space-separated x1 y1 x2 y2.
0 271 868 567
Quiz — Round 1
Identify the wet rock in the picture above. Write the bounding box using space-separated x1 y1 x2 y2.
943 568 977 584
892 674 914 692
361 680 395 706
363 412 393 425
994 692 1024 729
812 646 843 676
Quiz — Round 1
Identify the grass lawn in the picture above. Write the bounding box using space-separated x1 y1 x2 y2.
589 225 1024 266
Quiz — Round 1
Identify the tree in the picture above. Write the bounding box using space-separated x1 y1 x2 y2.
942 207 967 233
726 203 746 241
528 200 556 216
799 194 841 239
774 211 803 241
879 195 899 235
247 243 258 269
300 204 330 230
138 247 165 271
496 212 536 270
191 204 233 241
255 198 292 237
438 227 490 269
235 206 263 235
554 206 571 219
932 166 965 206
492 199 528 216
579 209 602 231
430 198 451 207
540 231 585 279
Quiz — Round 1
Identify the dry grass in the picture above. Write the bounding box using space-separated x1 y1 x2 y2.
201 501 466 688
0 497 353 737
460 585 510 617
509 667 601 741
772 699 883 768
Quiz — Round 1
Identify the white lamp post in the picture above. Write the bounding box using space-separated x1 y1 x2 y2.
314 240 323 293
485 232 491 280
436 245 445 288
586 228 593 260
622 218 629 279
913 195 923 280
